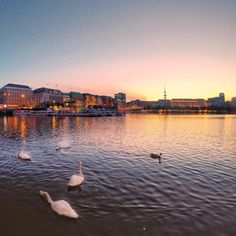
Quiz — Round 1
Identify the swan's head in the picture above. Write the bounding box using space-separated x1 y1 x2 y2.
39 190 52 204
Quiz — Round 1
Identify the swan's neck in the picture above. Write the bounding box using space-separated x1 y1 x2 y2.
79 161 82 175
41 191 53 204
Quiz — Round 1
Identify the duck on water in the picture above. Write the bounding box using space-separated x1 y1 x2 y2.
150 153 162 163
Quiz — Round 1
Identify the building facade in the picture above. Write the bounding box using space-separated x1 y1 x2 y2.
207 93 225 107
33 87 63 108
100 96 114 109
231 97 236 107
171 99 207 108
114 93 126 110
83 93 97 108
126 100 157 110
0 83 33 109
69 92 85 111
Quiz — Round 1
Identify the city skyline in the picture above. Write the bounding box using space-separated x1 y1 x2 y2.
1 0 236 100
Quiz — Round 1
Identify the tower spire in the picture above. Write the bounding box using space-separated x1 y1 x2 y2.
164 86 167 100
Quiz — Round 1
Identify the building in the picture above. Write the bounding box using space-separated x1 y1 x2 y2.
33 87 63 108
83 93 97 108
207 93 225 107
114 93 126 103
100 96 114 108
69 92 85 111
114 93 126 110
63 93 70 104
0 83 33 109
231 97 236 107
126 100 157 110
156 99 171 108
170 99 207 108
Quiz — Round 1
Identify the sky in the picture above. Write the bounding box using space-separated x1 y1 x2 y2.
0 0 236 101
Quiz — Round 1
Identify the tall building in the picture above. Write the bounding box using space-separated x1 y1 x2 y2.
0 83 33 109
33 87 63 108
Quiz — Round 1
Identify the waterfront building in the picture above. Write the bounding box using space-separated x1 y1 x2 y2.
100 96 114 109
0 83 33 109
96 96 103 107
170 99 207 108
231 97 236 107
33 87 63 108
69 92 85 111
83 93 97 108
156 99 171 108
114 93 126 111
63 93 70 103
207 93 225 107
126 100 157 110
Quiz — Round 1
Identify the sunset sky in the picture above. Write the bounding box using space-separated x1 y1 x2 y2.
0 0 236 101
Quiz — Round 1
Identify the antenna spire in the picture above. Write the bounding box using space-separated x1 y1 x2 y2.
164 86 167 100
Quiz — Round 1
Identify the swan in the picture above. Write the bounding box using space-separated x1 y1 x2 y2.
150 153 162 159
56 140 71 150
39 190 79 219
17 151 31 161
68 161 84 187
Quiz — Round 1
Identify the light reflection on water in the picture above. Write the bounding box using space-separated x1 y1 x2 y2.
0 114 236 236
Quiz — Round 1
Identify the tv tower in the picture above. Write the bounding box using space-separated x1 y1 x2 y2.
164 86 167 100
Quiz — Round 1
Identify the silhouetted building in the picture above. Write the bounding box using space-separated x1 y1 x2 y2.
231 97 236 107
156 99 171 108
0 83 32 109
207 93 225 107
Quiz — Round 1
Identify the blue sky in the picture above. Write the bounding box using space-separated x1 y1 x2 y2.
0 0 236 100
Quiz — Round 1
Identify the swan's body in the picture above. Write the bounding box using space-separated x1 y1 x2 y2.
56 140 71 150
68 161 84 187
150 153 162 159
39 190 78 219
17 151 31 160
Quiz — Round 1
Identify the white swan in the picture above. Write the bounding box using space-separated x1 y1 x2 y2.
17 151 31 160
68 161 85 187
39 190 79 219
56 140 71 150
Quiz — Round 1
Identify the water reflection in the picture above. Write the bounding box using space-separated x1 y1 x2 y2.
0 114 235 236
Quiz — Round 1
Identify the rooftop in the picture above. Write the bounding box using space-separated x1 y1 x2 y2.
2 83 31 90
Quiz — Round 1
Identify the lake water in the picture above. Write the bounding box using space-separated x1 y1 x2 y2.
0 114 235 236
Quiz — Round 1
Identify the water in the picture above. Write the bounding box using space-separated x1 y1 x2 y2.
0 114 235 236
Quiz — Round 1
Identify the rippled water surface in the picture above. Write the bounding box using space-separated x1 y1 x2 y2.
0 114 235 236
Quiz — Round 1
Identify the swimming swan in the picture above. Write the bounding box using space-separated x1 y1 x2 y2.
68 161 84 187
56 140 71 150
17 151 31 160
39 190 78 219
